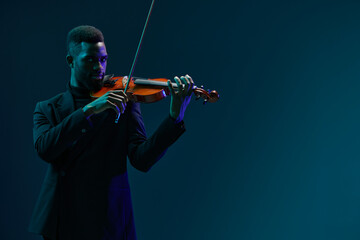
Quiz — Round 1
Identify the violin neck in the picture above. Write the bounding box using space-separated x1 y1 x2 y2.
133 78 187 89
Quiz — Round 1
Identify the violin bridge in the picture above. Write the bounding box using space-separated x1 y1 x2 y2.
122 76 129 87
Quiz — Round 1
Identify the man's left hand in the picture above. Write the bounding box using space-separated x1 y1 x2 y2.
167 74 194 123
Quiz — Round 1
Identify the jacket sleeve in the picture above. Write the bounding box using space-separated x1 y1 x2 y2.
127 103 186 172
33 101 92 163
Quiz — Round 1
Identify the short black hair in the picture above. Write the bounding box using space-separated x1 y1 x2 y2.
67 25 104 56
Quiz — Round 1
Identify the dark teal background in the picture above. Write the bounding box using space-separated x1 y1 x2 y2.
1 0 360 239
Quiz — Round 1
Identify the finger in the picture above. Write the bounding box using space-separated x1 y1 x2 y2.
185 74 194 96
185 74 194 87
174 76 183 94
106 100 120 115
110 90 129 102
108 95 127 111
109 92 127 103
180 75 190 95
108 95 127 113
167 80 176 97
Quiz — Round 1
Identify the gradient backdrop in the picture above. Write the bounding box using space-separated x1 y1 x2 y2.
1 0 360 239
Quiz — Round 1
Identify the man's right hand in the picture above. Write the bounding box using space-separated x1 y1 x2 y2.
82 90 129 118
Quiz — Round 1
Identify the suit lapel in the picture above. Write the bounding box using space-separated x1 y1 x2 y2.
53 90 75 124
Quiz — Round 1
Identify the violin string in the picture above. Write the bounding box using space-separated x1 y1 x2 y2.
124 0 156 93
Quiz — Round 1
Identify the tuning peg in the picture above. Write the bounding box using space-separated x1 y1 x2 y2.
195 94 201 100
203 99 208 105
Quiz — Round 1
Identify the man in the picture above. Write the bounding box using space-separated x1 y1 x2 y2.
28 25 193 240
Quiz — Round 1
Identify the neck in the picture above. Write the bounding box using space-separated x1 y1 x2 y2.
70 71 80 88
70 71 89 93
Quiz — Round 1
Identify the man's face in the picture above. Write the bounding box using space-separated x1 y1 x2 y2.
72 41 108 92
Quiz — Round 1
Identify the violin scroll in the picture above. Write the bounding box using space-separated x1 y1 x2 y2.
193 87 219 104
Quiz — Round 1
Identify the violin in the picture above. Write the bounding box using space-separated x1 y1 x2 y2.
93 0 219 124
90 75 219 104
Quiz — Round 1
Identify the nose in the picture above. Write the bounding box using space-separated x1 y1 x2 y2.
93 61 104 72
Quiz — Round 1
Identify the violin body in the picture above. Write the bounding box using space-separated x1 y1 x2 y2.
91 76 171 103
91 76 220 104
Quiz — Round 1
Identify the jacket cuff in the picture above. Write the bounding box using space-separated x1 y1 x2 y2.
162 115 186 144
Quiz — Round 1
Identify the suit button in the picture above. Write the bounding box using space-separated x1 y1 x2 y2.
81 128 87 133
60 171 66 176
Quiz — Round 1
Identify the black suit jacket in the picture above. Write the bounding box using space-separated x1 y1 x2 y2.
28 89 185 239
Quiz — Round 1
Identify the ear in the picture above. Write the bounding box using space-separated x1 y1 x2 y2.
66 55 74 68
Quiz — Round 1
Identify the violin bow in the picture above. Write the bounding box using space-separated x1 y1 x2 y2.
124 0 155 93
115 0 156 123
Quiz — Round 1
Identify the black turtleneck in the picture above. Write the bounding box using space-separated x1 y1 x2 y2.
67 82 93 110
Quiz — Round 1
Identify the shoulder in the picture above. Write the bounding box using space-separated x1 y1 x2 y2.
35 92 67 111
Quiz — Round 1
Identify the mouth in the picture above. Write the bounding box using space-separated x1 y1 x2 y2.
91 74 104 80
